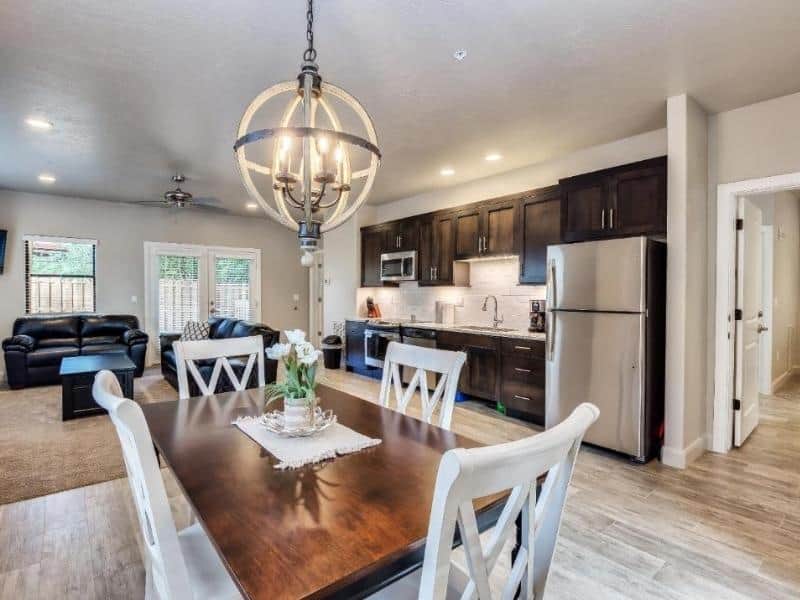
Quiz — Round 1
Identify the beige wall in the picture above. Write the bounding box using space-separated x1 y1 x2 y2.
0 190 309 369
663 94 709 468
769 192 800 383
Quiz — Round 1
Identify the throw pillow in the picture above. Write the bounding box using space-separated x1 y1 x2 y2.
180 320 210 341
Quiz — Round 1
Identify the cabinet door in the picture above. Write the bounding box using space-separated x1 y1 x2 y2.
418 219 434 283
397 218 419 252
361 228 385 286
467 346 498 400
562 179 607 242
519 188 561 284
433 214 455 283
610 163 666 236
455 209 481 259
483 201 517 256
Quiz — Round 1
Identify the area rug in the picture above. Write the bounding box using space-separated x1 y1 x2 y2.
0 368 176 505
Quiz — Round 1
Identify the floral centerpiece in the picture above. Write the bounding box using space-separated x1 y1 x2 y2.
265 330 323 429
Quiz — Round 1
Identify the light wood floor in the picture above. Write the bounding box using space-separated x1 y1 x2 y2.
1 369 799 599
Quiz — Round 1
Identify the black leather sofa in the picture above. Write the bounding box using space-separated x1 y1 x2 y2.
2 314 148 389
160 317 279 396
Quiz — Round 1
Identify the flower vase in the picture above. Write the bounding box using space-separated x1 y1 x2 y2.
283 395 315 430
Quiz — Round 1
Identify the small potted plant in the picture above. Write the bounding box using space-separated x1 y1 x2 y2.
265 330 323 429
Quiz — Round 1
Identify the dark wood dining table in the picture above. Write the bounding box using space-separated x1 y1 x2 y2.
141 384 508 600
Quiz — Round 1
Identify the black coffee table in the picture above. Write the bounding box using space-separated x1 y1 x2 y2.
60 354 136 421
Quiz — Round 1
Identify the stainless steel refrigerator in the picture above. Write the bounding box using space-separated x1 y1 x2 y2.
545 236 666 462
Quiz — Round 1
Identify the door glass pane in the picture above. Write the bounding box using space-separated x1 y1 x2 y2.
158 255 199 333
214 257 252 321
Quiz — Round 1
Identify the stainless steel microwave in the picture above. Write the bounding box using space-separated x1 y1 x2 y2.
380 251 416 281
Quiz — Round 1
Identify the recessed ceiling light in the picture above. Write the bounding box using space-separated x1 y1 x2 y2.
25 117 53 130
485 153 502 161
38 173 56 184
440 167 455 176
453 49 467 62
246 202 258 210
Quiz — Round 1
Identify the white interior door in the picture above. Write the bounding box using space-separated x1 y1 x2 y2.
758 225 773 394
734 197 763 446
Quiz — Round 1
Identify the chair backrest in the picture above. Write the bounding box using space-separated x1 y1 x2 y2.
418 403 599 600
92 370 192 599
173 335 265 400
378 341 466 430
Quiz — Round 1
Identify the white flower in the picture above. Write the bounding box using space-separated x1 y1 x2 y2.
285 329 307 345
295 342 322 366
266 343 291 360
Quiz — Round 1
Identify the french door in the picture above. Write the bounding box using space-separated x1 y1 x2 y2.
144 242 261 362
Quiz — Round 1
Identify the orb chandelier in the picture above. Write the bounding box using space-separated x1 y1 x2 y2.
234 0 381 260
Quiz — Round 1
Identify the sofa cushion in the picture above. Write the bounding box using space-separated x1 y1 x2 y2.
80 344 128 356
80 315 139 341
14 316 81 341
26 346 80 368
82 336 120 346
162 349 177 370
210 318 237 339
36 337 80 349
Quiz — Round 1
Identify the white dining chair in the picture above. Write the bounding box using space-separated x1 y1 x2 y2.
369 402 599 600
378 341 467 430
92 370 242 600
173 335 265 400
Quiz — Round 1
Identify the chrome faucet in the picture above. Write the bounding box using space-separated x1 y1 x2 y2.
482 295 504 328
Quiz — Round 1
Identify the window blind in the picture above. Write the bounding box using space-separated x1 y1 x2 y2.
158 255 200 333
25 237 96 313
214 256 252 321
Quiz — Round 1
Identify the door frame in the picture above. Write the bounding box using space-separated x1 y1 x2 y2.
712 171 800 453
143 241 261 364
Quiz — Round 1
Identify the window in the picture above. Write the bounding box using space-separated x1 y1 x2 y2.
25 237 96 313
158 255 200 333
214 256 254 321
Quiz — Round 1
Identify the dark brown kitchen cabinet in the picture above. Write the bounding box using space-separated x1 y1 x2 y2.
344 320 367 372
360 226 386 286
436 331 499 401
499 338 546 425
561 156 666 242
383 218 419 252
454 198 517 260
419 212 467 286
518 185 562 285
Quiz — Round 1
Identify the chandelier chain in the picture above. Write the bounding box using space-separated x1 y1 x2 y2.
303 0 317 62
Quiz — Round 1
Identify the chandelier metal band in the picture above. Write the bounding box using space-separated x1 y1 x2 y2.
233 127 381 160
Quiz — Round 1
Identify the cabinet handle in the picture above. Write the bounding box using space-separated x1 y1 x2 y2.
483 235 488 253
609 208 614 229
601 208 606 230
513 394 531 402
514 345 531 351
514 367 531 373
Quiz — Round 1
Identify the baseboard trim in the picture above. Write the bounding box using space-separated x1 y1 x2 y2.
661 434 707 469
773 366 798 392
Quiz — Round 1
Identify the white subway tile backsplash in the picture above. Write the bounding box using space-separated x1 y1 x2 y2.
356 257 546 330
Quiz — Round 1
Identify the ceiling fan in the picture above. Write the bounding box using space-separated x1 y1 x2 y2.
137 174 222 210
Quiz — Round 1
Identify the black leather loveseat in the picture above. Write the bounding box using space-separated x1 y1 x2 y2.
2 314 148 389
159 317 279 396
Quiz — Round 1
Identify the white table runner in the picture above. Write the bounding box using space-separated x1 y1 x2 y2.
233 416 382 470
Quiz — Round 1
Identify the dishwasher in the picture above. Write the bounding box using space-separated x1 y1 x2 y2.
400 327 438 390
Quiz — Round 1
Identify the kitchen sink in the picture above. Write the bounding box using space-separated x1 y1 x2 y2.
459 325 518 333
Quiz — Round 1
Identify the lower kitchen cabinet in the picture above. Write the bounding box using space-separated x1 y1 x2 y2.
500 338 545 425
345 320 367 372
436 331 500 401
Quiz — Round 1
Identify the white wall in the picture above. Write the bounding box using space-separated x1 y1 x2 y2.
0 190 309 360
663 95 709 468
768 192 800 384
370 129 667 224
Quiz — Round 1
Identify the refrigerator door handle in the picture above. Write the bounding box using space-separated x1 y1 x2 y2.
546 311 555 361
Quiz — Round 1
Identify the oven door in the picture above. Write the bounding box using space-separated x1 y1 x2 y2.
364 330 398 367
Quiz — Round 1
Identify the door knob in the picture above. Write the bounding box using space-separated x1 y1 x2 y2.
757 324 769 333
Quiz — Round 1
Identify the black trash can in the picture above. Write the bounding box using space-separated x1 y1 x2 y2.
321 335 343 369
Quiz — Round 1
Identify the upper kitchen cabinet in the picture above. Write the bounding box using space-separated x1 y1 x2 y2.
560 156 666 242
383 217 419 252
454 198 517 260
518 186 562 285
419 212 469 286
360 226 387 287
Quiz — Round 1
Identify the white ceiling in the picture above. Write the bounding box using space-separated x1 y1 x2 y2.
2 0 800 215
